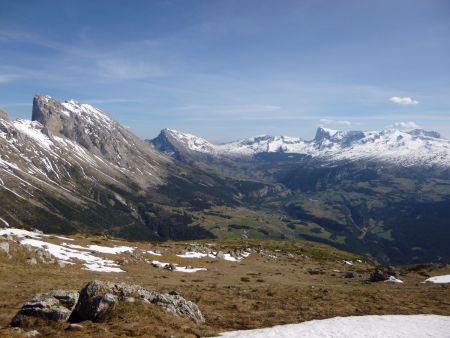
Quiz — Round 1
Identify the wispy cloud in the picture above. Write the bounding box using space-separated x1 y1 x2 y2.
391 121 420 129
0 73 22 84
83 98 145 104
319 118 355 127
176 104 281 116
95 58 165 80
389 96 419 105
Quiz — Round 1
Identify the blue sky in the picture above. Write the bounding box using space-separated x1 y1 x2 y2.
1 0 449 141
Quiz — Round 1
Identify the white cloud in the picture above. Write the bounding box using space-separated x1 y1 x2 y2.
389 96 419 105
392 121 420 129
319 118 353 126
96 59 165 80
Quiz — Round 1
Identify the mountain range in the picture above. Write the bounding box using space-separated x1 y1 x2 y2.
150 126 450 168
1 95 450 264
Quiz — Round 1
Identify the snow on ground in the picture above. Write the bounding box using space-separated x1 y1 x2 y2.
0 227 131 272
147 250 162 256
20 238 124 273
424 275 450 284
151 260 207 273
223 251 251 262
385 276 404 283
215 315 450 338
176 249 251 262
0 228 43 239
177 251 209 258
64 243 135 254
85 244 134 254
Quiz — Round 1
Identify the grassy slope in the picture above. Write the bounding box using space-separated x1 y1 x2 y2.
0 233 449 337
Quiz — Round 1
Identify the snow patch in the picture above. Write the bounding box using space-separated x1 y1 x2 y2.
151 260 207 273
20 238 124 273
215 315 450 338
424 275 450 284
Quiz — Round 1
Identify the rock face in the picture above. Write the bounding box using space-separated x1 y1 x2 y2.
11 280 204 328
69 280 204 323
11 290 79 327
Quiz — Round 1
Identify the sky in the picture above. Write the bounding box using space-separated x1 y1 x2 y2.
0 0 449 141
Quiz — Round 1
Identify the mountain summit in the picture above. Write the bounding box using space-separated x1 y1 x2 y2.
149 126 450 167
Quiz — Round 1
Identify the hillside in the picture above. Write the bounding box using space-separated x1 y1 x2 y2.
0 226 449 337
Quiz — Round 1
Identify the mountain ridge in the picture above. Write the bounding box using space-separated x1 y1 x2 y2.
149 126 450 168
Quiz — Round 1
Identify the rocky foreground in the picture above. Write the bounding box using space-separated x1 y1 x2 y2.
0 227 449 337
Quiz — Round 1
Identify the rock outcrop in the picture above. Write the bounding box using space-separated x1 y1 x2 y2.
11 290 79 327
69 280 204 323
11 280 204 328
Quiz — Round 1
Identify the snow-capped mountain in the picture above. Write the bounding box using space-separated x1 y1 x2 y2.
0 95 229 239
150 127 450 167
0 96 168 205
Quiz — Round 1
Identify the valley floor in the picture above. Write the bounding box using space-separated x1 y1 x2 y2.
0 228 449 337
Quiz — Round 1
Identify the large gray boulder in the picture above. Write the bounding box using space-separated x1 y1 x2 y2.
69 280 204 323
11 290 79 327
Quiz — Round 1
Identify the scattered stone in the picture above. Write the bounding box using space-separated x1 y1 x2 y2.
26 257 37 265
344 271 359 279
57 260 68 268
368 267 400 283
11 290 79 327
164 263 176 271
65 323 84 331
124 297 135 303
0 241 10 255
35 249 55 264
24 330 40 337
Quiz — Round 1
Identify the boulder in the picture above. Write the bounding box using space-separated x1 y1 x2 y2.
11 290 79 327
69 280 204 323
12 280 204 327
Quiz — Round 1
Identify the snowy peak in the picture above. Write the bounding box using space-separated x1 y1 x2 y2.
150 127 450 167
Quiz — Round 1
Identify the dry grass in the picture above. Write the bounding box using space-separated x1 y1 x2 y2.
0 235 449 337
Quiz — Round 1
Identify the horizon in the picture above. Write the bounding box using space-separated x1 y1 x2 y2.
3 94 447 144
1 0 450 141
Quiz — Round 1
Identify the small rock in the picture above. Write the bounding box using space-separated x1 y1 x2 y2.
124 297 135 303
57 260 68 268
0 241 10 255
164 263 176 271
65 323 84 331
26 257 37 265
24 330 40 337
344 271 359 279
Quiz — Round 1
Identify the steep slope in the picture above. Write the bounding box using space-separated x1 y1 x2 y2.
0 96 252 239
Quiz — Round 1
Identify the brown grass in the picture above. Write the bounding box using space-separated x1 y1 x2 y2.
0 235 449 337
